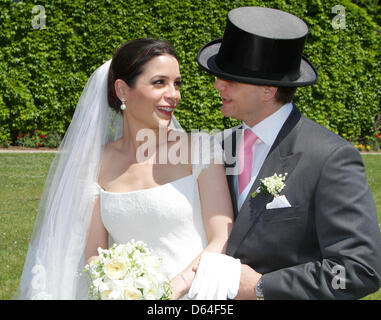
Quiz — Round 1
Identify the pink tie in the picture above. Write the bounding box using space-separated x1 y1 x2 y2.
238 129 258 194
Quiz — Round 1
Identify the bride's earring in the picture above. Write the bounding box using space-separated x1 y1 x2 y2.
120 98 126 111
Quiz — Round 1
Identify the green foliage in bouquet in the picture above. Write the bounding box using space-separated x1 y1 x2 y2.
0 0 379 147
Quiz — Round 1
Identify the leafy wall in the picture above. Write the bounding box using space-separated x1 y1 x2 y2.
0 0 380 145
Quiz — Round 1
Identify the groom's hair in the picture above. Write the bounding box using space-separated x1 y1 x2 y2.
108 38 178 113
274 86 297 104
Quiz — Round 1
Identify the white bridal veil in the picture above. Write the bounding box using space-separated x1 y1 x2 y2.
14 59 182 299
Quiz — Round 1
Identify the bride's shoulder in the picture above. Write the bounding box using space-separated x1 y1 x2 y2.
98 140 122 183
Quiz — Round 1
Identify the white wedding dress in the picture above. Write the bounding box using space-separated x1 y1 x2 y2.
16 60 226 300
96 133 222 299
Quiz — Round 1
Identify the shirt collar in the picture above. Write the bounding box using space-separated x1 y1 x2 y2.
242 102 293 147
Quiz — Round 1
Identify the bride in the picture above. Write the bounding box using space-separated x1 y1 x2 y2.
15 38 235 299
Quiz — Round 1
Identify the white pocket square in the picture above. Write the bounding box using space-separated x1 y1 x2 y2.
266 195 291 209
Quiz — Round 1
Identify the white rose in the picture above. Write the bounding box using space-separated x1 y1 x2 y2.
145 285 164 300
108 287 124 300
134 276 151 292
148 278 165 300
123 285 143 300
100 289 113 300
104 259 128 280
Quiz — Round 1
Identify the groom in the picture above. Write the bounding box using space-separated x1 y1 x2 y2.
191 7 381 299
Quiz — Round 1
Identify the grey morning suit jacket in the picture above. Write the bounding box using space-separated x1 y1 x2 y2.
223 104 381 299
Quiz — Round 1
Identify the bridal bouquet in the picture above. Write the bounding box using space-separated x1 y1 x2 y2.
84 240 172 300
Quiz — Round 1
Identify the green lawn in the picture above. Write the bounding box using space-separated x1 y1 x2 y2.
0 152 380 300
0 153 56 300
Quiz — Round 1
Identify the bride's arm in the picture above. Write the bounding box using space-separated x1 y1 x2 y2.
198 162 234 253
85 146 111 265
85 196 109 264
171 162 234 299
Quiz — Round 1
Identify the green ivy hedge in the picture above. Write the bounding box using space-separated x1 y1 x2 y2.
351 0 381 25
0 0 380 146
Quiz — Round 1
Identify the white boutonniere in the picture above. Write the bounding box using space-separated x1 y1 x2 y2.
251 173 288 199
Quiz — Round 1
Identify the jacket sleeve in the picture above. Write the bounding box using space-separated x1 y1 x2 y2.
262 143 381 299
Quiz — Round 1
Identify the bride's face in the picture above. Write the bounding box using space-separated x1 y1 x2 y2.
125 54 182 129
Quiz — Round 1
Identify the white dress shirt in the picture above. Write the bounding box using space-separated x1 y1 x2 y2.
235 102 293 211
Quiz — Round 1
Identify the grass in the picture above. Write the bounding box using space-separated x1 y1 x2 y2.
0 153 56 300
0 152 380 300
360 154 381 300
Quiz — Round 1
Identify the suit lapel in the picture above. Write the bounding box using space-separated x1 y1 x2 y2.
227 105 303 256
226 173 238 218
222 125 242 218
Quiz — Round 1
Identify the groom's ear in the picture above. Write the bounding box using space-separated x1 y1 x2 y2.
262 86 278 102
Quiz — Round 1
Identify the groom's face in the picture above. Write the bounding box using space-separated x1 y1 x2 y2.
214 77 266 124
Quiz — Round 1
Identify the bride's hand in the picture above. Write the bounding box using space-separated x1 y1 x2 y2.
170 257 201 299
170 273 191 300
86 256 100 265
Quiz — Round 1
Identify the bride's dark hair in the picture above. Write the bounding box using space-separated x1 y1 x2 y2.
107 38 178 113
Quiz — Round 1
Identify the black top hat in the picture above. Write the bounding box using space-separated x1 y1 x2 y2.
197 7 318 87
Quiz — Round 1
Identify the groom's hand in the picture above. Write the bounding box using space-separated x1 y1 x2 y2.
234 264 262 300
188 252 241 300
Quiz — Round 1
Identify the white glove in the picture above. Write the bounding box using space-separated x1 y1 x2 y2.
188 251 241 300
